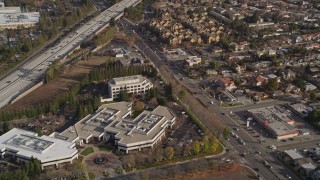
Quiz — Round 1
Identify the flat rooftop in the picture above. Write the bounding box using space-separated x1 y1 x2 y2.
0 128 77 163
104 104 175 146
60 102 176 146
60 107 122 142
109 75 148 86
248 106 298 137
0 12 40 26
284 149 304 160
289 103 309 117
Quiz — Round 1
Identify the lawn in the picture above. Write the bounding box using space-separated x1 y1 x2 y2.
80 147 94 156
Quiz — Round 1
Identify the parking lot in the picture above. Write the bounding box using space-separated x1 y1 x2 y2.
232 105 320 150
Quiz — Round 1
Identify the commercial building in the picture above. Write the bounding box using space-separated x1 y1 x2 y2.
108 75 153 99
185 56 201 66
286 103 310 118
56 102 176 153
0 128 78 169
110 48 128 57
248 106 299 139
0 2 40 29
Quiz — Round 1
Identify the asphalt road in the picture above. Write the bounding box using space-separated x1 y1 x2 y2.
0 0 141 109
120 18 299 180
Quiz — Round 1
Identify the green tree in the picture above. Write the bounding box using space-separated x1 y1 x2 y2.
34 127 42 136
310 91 317 101
110 17 116 26
307 109 320 126
178 90 186 99
267 78 279 91
293 78 306 89
223 128 230 139
165 83 173 99
2 122 9 134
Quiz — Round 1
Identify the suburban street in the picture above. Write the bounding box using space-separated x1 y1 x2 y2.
0 0 141 109
120 18 300 180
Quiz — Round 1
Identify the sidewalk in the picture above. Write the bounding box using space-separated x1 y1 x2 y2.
100 149 227 179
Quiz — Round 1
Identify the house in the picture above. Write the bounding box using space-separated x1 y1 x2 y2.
305 82 317 91
272 90 285 98
299 162 317 177
267 74 280 82
235 64 246 73
206 70 218 76
281 69 296 80
251 91 268 101
254 75 268 87
217 77 237 91
284 83 300 93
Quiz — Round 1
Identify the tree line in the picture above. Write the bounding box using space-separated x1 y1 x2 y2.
0 62 158 122
0 158 41 180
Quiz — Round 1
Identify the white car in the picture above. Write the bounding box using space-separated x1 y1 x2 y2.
269 145 277 150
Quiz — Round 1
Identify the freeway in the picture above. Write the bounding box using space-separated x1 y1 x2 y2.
120 18 299 180
0 0 141 109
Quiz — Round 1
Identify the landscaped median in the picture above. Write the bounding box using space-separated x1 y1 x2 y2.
173 94 206 132
80 147 95 156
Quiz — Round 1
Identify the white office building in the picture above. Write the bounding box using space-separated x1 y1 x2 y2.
108 75 153 99
56 102 176 153
0 128 78 169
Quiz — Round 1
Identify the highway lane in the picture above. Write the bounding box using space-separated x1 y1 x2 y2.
0 0 141 109
121 18 299 180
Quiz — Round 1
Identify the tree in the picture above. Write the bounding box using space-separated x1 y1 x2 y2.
148 97 158 106
310 91 317 101
267 78 279 91
165 83 173 99
202 136 209 152
133 101 145 111
34 127 42 136
157 97 167 106
119 89 129 101
2 122 9 134
307 109 320 126
192 140 201 155
293 78 306 89
165 147 174 160
178 90 186 99
110 17 116 26
208 137 219 154
234 79 241 87
223 128 230 139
